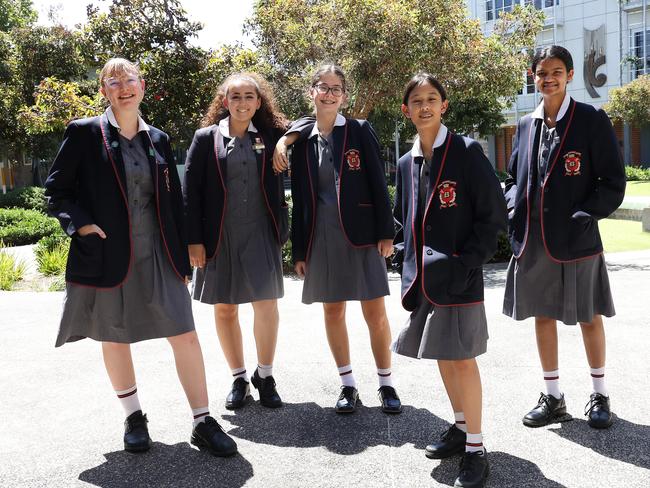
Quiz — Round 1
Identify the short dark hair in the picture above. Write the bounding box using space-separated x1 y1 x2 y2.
402 73 447 105
531 45 574 73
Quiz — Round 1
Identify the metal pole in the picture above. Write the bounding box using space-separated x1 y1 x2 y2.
394 120 400 167
644 0 647 74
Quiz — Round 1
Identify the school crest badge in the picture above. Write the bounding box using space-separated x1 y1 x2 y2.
563 151 582 176
437 180 457 208
345 149 361 171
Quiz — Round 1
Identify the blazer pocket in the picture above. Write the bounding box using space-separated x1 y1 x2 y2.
279 202 290 245
67 233 104 278
448 258 470 296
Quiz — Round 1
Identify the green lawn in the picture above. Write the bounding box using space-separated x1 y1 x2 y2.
625 181 650 197
600 218 650 253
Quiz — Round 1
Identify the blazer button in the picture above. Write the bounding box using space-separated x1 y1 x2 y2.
426 225 432 231
426 249 433 256
543 207 549 212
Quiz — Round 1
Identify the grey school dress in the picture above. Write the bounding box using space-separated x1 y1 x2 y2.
192 133 283 305
392 157 488 360
503 123 615 325
55 134 195 347
302 132 389 304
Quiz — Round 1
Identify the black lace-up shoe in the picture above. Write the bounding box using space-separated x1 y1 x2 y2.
425 424 466 459
191 416 237 457
585 392 613 429
225 377 252 410
123 410 152 453
378 386 402 414
335 385 359 413
523 392 567 427
454 450 489 488
251 369 282 408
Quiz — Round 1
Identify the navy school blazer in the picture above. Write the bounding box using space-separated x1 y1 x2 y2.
289 117 395 263
504 99 626 262
394 133 507 310
183 125 289 259
45 114 191 288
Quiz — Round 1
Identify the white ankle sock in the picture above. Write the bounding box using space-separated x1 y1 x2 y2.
231 366 249 382
543 369 562 399
590 366 608 396
258 364 273 379
454 412 467 433
192 406 209 427
115 384 141 417
338 364 357 388
377 368 393 387
465 432 484 454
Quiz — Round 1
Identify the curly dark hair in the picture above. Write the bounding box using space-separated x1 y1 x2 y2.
201 72 288 131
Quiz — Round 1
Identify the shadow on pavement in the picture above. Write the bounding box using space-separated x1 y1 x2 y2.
549 417 650 470
431 451 566 487
79 441 253 488
605 262 650 273
223 402 447 454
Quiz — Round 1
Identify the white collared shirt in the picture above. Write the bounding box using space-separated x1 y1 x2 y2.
411 124 448 158
309 113 347 139
531 91 571 122
218 116 258 138
105 106 149 132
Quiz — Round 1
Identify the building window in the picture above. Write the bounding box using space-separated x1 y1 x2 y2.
487 0 559 22
632 30 650 79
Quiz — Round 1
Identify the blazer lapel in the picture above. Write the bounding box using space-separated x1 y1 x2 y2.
213 128 229 183
251 131 265 179
99 114 128 194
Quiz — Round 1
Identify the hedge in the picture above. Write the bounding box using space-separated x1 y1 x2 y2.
0 208 62 246
0 186 47 212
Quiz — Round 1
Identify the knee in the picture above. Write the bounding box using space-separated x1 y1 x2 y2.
323 303 346 323
168 331 200 348
453 359 476 374
215 304 238 324
102 341 130 353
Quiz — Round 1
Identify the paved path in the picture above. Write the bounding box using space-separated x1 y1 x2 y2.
1 251 649 487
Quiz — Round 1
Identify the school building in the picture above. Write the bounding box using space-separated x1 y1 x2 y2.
465 0 650 169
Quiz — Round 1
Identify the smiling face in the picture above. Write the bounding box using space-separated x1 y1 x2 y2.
100 68 145 113
534 56 574 99
310 71 346 118
401 82 448 131
224 79 261 125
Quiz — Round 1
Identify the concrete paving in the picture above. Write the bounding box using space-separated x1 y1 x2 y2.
1 250 649 487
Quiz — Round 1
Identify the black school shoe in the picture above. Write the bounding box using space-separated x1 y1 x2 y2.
191 416 237 457
225 377 252 410
523 392 567 427
378 386 402 414
425 424 466 459
585 393 613 429
454 450 489 488
124 410 152 453
335 386 360 413
251 369 283 408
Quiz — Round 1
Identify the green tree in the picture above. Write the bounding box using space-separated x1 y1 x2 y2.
0 0 37 32
605 75 650 127
248 0 543 137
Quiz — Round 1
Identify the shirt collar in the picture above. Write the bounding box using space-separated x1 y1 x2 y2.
105 106 149 132
411 124 448 158
531 91 572 122
218 116 258 139
309 113 347 138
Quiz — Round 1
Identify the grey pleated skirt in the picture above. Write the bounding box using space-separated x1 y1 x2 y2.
193 216 283 305
392 290 488 360
503 219 615 325
302 202 389 304
55 232 195 347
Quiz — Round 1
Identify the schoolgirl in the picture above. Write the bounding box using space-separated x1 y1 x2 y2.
392 73 506 488
184 73 289 410
273 64 401 414
45 58 236 456
503 46 626 429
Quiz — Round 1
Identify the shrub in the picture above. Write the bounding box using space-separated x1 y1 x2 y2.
0 186 47 212
490 232 513 263
35 240 69 276
48 274 66 292
0 247 26 290
626 165 650 181
0 208 61 246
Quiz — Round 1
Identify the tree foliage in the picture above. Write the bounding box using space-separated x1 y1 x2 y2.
605 75 650 127
248 0 543 136
0 0 37 32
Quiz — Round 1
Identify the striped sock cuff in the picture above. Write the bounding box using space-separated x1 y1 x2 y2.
543 369 560 380
232 367 247 378
590 366 605 378
377 368 392 377
338 365 353 376
192 407 209 420
116 385 137 399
